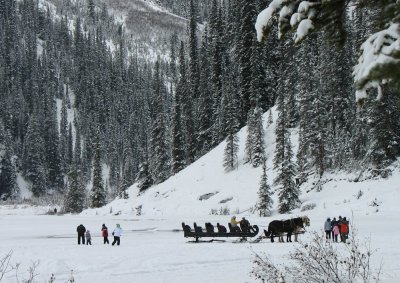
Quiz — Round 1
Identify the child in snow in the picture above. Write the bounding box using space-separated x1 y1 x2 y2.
101 224 109 244
332 222 339 242
85 230 92 245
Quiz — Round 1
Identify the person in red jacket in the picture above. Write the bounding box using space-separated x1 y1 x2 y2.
339 217 349 242
101 224 109 244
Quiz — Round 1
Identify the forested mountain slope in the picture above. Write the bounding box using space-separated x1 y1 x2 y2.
100 0 188 35
1 0 399 218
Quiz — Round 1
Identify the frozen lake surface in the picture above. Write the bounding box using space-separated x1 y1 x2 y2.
1 210 400 283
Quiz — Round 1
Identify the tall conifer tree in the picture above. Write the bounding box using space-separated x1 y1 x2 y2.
90 131 106 208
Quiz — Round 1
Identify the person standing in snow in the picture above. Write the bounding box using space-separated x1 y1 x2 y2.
332 222 339 242
111 224 122 246
340 217 349 242
324 218 332 240
338 216 343 241
77 224 86 245
330 217 337 238
101 224 109 244
85 230 92 245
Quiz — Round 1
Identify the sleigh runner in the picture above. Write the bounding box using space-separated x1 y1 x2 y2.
182 222 259 242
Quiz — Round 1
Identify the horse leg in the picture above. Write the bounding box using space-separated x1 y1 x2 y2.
294 227 300 242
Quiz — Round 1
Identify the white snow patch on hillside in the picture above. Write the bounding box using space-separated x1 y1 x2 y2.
16 173 32 199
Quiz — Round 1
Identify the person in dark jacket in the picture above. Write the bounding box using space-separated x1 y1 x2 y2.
240 217 254 233
217 223 227 233
77 224 86 245
101 224 109 244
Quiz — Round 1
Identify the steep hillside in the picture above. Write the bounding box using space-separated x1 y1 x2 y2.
82 107 400 219
99 0 187 46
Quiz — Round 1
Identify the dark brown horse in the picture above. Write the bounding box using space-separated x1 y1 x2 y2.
264 216 310 242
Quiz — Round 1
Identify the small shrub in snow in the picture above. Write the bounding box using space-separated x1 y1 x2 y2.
68 270 75 282
0 251 13 280
252 252 285 283
251 227 381 283
369 198 382 207
356 190 364 200
0 251 43 283
370 168 392 179
136 205 142 216
209 207 230 215
220 207 230 215
300 203 316 211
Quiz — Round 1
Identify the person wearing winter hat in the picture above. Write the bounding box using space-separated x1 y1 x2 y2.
332 222 340 242
85 230 92 245
101 224 109 244
340 217 349 243
76 224 86 245
338 216 343 241
112 224 123 246
331 217 338 239
324 218 332 240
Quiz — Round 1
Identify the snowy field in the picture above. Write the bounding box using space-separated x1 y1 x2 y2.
1 207 400 283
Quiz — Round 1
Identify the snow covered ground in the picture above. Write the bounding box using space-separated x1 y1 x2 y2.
2 109 400 282
1 203 400 283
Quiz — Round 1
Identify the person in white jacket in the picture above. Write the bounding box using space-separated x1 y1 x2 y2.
112 224 123 246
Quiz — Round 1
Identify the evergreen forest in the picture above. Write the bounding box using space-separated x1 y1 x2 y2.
1 0 399 213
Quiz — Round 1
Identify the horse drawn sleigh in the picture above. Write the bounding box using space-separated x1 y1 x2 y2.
181 216 310 243
181 222 259 242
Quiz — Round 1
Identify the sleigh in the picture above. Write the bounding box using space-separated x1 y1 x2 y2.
181 222 259 242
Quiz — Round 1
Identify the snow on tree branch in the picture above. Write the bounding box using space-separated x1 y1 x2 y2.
255 0 286 42
255 0 320 43
353 23 400 101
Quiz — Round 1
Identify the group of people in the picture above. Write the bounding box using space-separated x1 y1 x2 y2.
324 216 349 242
76 223 123 246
